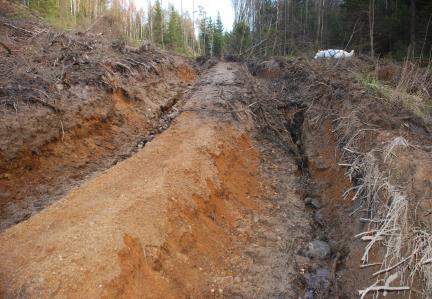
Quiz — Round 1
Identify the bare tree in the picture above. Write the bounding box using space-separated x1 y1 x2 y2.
369 0 375 59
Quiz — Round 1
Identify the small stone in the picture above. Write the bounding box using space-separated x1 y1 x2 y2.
253 215 259 223
0 191 11 199
305 240 331 260
0 173 11 180
313 157 330 170
304 267 331 290
55 83 64 91
314 210 324 226
305 197 321 209
33 201 43 208
304 288 315 299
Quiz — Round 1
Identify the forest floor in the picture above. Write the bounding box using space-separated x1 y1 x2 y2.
2 3 432 298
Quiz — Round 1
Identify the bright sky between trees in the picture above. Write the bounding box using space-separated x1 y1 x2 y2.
135 0 235 31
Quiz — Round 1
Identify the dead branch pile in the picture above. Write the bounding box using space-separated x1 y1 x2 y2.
0 12 174 114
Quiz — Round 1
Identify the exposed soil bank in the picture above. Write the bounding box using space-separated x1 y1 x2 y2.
249 57 432 297
0 63 315 298
0 4 196 230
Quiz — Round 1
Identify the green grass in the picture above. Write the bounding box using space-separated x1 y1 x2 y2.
356 73 432 121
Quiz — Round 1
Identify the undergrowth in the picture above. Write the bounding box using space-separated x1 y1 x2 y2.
356 72 432 121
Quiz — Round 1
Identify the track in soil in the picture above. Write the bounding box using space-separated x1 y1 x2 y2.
0 62 339 298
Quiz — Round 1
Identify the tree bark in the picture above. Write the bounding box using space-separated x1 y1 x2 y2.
409 0 416 55
369 0 375 59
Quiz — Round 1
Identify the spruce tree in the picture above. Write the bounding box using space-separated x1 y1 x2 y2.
213 13 224 58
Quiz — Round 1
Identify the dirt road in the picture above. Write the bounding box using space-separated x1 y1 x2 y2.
0 63 313 298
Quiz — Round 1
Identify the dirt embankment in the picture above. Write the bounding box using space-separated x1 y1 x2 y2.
0 3 196 230
249 57 432 297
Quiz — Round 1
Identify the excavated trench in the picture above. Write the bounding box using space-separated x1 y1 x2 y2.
244 62 372 297
2 60 421 298
265 107 345 297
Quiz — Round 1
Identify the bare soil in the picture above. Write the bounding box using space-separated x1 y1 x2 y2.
0 2 196 230
2 4 432 298
248 57 432 297
0 62 314 298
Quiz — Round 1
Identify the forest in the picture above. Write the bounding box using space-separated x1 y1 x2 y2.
18 0 432 61
19 0 225 57
230 0 432 60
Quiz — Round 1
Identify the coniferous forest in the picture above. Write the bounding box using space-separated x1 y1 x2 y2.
15 0 432 60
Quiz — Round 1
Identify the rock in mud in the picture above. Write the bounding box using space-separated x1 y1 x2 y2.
304 288 315 299
304 267 331 292
313 157 331 170
304 197 321 209
305 240 330 260
313 210 324 226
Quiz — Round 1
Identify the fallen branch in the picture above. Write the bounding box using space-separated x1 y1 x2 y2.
331 253 341 299
0 42 11 54
372 254 412 277
126 58 146 67
27 97 62 113
358 283 410 299
113 62 133 74
180 107 253 114
1 22 34 36
239 38 268 57
360 263 382 268
59 119 65 142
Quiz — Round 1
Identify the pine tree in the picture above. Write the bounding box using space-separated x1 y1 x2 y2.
207 18 214 56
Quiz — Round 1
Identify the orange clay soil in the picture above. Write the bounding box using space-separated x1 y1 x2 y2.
0 60 196 230
0 63 263 298
0 112 262 298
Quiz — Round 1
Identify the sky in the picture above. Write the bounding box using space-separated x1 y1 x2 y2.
135 0 235 31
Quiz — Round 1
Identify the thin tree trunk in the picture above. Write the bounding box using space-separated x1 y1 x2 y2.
369 0 375 59
409 0 416 56
272 1 279 55
161 0 164 49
